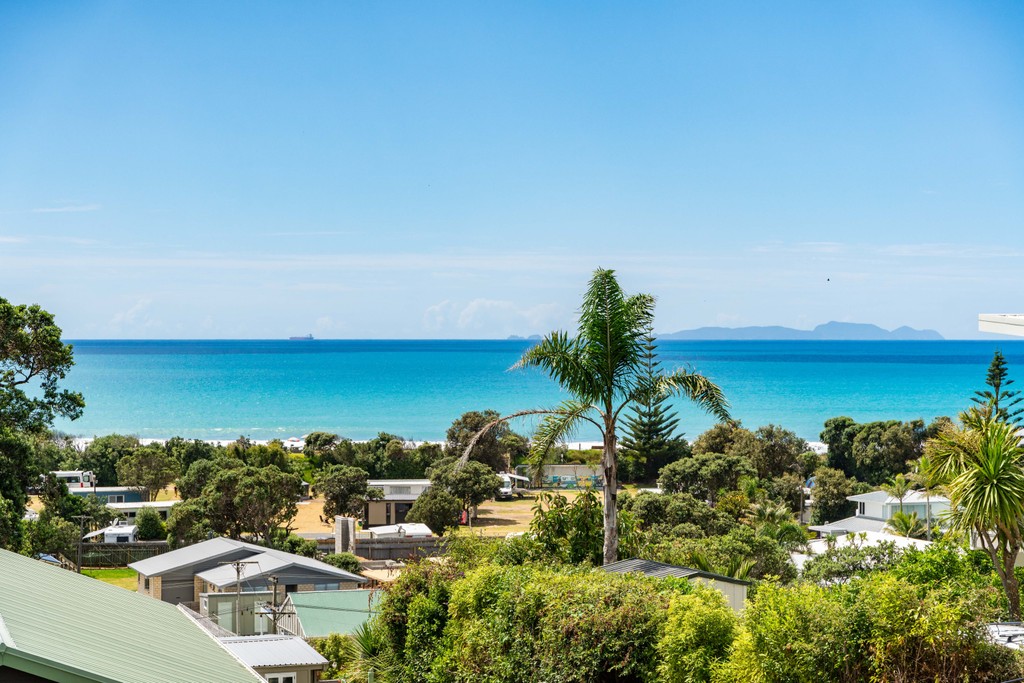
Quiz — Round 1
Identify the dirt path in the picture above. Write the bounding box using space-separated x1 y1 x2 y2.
287 491 585 536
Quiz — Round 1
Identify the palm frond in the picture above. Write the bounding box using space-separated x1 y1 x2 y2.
527 400 601 480
456 408 557 467
618 367 730 422
512 332 599 402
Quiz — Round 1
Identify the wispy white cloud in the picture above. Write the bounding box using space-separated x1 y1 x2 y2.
876 243 1024 259
110 298 158 332
31 203 102 213
424 298 561 336
0 236 28 244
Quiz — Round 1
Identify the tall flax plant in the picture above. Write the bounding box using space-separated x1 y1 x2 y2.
462 268 730 564
925 410 1024 618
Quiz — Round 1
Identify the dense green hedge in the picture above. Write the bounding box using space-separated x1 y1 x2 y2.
373 550 1022 683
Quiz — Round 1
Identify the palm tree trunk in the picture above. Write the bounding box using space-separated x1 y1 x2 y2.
602 426 618 565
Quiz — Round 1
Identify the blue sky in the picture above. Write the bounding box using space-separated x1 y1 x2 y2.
1 2 1023 339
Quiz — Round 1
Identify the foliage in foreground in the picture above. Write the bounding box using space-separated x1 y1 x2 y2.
369 539 1022 683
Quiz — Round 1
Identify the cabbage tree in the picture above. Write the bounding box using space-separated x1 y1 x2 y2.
926 413 1024 618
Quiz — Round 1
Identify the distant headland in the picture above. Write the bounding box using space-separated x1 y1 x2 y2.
657 321 943 341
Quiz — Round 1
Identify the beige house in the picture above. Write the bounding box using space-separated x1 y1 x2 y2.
364 479 431 527
130 537 364 605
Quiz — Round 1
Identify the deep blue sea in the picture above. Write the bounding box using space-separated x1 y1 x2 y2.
53 340 1024 443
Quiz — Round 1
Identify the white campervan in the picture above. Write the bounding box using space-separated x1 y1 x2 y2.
497 473 531 500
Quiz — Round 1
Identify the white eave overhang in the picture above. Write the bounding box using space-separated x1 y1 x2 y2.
979 314 1024 337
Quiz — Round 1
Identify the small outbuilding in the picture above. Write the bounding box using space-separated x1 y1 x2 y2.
219 635 327 683
600 558 750 612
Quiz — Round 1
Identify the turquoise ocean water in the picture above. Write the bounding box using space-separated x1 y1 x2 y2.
53 340 1024 443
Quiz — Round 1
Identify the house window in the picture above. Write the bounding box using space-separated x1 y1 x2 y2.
144 577 150 591
390 486 411 495
266 674 296 683
313 582 336 591
858 502 865 515
107 495 125 503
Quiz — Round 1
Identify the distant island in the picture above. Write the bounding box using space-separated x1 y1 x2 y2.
288 334 314 340
658 321 944 341
506 334 543 341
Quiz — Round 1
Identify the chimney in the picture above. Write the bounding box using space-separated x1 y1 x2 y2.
334 516 356 554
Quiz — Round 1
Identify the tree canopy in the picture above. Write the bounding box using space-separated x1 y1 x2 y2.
0 298 84 433
314 465 381 521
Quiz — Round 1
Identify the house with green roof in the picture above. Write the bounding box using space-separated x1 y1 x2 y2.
278 589 379 638
0 548 263 683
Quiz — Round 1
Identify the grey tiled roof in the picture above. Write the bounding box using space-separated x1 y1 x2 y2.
600 558 750 586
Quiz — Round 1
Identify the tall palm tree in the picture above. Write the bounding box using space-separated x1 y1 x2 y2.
926 414 1024 618
906 454 942 541
460 269 730 564
882 473 913 514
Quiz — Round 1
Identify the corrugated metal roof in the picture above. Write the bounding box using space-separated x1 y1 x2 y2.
287 590 379 638
846 490 950 505
600 558 750 586
0 548 263 682
808 515 889 534
219 635 328 668
196 551 363 588
364 523 433 537
131 537 363 585
108 501 178 510
130 537 253 576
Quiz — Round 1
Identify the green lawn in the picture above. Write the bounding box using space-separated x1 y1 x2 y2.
82 568 138 590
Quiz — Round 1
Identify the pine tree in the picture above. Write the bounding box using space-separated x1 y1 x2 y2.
619 334 686 482
972 350 1024 426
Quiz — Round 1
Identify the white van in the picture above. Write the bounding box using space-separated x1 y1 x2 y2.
497 473 531 500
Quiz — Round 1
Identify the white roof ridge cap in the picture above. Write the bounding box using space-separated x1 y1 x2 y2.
178 605 263 680
0 612 15 648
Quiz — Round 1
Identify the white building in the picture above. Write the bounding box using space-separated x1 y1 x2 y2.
107 500 179 521
810 490 949 537
364 479 431 527
979 314 1024 337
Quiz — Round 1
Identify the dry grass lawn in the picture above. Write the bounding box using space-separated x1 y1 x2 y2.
287 490 587 536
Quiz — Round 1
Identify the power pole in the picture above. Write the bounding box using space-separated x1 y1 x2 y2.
270 575 279 635
217 560 260 634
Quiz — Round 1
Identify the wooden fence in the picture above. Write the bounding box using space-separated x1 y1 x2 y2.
78 541 169 568
354 536 446 561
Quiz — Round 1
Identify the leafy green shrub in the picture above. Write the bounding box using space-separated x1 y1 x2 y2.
134 506 165 541
657 586 737 683
800 539 903 584
406 487 462 535
322 552 362 574
436 565 672 683
720 574 1020 683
